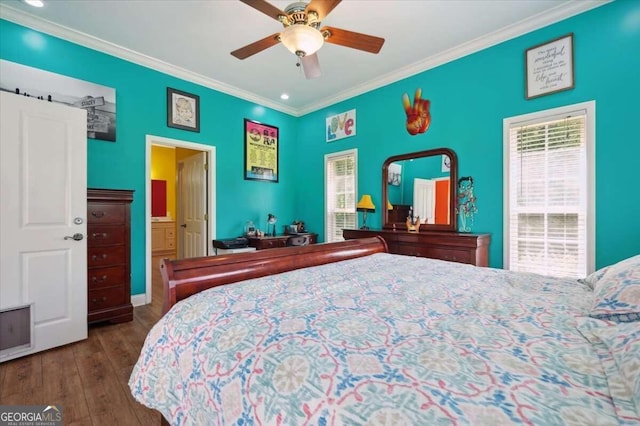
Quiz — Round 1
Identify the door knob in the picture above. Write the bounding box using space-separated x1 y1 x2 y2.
64 233 84 241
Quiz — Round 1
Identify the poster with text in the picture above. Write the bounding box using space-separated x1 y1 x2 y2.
244 119 279 183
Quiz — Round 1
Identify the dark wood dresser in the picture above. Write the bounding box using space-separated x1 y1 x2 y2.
343 229 490 266
248 233 318 250
87 188 134 324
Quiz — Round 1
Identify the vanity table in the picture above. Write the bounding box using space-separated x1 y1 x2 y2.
345 147 491 266
343 229 490 266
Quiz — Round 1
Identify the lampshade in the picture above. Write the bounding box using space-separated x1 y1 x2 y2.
280 24 324 57
356 194 375 211
387 200 393 210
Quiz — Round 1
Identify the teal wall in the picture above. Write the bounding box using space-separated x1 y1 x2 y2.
1 0 639 294
0 19 299 294
295 0 640 269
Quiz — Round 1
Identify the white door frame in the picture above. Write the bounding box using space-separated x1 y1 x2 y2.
143 135 216 306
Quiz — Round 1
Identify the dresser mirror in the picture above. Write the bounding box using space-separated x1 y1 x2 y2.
382 148 458 232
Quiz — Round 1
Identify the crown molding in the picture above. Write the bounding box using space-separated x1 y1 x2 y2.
0 3 298 116
297 0 610 116
1 1 609 118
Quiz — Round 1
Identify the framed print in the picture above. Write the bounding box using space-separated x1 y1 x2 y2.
167 87 200 132
1 59 117 141
244 119 279 183
388 162 402 186
442 154 451 173
326 109 356 142
525 33 574 99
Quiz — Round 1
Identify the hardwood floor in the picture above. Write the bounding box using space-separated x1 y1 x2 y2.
0 256 168 425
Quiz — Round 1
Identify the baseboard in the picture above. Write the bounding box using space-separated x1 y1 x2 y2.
131 294 148 307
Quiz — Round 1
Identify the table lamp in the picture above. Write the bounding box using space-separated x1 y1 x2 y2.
356 194 376 230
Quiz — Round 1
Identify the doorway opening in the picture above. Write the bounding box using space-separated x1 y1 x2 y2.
143 135 216 307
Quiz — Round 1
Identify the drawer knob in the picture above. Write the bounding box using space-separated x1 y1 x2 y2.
91 211 105 218
92 254 108 261
92 232 108 238
92 275 108 282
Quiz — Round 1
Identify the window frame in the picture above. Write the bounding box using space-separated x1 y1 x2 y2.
324 148 358 243
503 101 596 277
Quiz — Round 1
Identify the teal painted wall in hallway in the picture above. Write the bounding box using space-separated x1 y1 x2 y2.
1 0 639 294
294 0 640 269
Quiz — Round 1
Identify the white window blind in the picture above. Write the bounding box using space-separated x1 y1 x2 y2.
505 103 594 278
325 149 357 242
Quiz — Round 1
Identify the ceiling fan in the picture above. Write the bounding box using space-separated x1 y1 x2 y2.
231 0 385 79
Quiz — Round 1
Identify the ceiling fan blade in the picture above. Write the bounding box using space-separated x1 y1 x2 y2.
321 26 385 54
231 33 281 59
239 0 286 21
301 53 321 79
306 0 342 21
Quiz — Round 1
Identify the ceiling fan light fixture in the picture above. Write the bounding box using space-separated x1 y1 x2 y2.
280 24 324 57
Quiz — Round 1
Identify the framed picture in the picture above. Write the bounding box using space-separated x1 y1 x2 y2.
167 87 200 132
388 162 402 186
525 33 574 100
244 118 279 183
326 109 356 142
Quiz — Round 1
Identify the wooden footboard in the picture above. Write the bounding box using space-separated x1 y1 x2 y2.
160 236 388 314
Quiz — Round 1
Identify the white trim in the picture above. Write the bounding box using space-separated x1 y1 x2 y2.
0 1 609 117
144 135 216 305
324 148 358 242
0 4 297 116
131 294 147 307
503 100 596 274
294 1 609 115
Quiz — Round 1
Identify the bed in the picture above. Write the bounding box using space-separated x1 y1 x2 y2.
129 237 640 425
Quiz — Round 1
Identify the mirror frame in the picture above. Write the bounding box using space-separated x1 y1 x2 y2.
382 147 458 232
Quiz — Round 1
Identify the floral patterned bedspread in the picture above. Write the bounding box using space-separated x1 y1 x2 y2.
129 253 638 425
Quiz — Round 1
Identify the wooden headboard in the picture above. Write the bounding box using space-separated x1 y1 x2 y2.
160 236 388 313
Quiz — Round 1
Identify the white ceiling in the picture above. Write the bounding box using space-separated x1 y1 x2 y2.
0 0 606 116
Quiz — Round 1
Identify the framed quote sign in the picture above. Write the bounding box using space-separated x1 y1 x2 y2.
525 33 574 99
244 118 279 183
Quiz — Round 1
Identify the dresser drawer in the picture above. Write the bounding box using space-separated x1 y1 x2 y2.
88 225 125 246
88 286 127 311
256 238 287 249
88 265 126 290
394 244 472 264
87 203 125 224
88 245 126 267
421 248 472 264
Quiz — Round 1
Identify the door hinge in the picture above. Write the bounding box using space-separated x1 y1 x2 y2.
204 163 208 171
204 213 208 221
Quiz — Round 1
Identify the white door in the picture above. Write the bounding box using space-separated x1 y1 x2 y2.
177 152 207 258
414 178 436 225
0 92 87 362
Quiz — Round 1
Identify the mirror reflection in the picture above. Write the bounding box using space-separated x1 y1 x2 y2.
382 148 458 232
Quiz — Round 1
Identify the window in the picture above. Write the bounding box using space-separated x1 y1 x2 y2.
325 149 357 242
503 101 595 278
